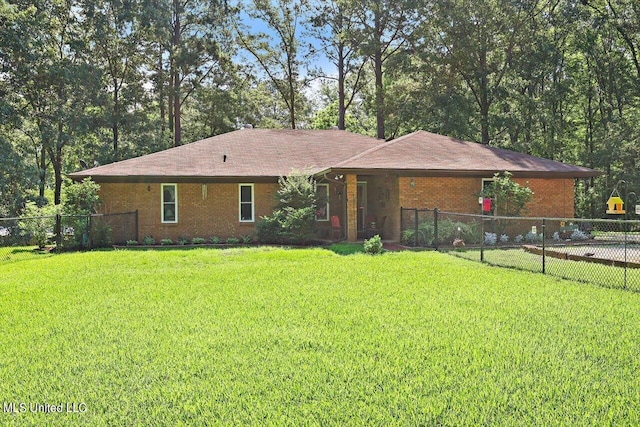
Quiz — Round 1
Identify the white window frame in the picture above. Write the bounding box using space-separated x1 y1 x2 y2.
161 183 178 223
316 183 330 222
481 178 495 193
239 183 255 222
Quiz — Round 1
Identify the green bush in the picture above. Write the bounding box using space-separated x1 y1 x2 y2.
241 235 252 244
126 240 139 246
91 219 112 247
364 235 383 255
192 237 206 245
161 238 174 245
143 236 155 245
20 202 57 249
226 237 240 244
256 215 283 244
210 236 221 244
257 172 318 244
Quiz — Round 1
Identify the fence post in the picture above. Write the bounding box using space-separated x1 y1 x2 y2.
624 220 628 289
434 208 439 251
414 208 418 247
55 213 62 250
480 214 484 262
542 219 546 274
87 214 93 249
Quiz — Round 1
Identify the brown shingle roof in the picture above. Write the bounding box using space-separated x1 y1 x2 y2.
334 131 600 178
69 129 601 181
69 129 382 180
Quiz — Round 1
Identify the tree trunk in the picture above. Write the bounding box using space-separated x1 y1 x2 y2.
113 76 119 155
158 46 166 136
172 0 181 146
38 145 47 203
374 50 385 140
479 46 490 144
338 43 346 130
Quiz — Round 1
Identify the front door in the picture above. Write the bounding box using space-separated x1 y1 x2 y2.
357 182 367 233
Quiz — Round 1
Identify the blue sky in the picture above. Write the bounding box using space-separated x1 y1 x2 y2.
235 3 337 78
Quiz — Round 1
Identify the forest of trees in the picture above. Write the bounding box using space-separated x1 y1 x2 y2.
1 0 639 218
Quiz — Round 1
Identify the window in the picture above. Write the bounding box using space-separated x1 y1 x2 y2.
316 184 329 221
161 184 178 223
239 184 254 222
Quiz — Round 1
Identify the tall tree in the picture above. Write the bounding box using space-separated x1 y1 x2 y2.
82 0 145 158
236 0 307 129
429 0 541 144
349 0 422 140
307 0 367 130
3 0 101 206
146 0 231 147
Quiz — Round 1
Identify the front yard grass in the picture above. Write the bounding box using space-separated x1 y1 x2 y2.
1 247 639 425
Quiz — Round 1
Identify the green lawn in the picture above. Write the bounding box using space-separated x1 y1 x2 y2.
452 247 640 291
1 247 639 425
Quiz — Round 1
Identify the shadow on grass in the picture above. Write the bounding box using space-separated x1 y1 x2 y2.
327 242 365 255
0 246 54 265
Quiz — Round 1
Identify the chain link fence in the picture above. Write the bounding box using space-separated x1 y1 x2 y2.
401 208 640 291
0 211 137 263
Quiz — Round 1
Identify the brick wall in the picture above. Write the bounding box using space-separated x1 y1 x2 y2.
97 176 576 243
98 182 279 241
398 176 575 218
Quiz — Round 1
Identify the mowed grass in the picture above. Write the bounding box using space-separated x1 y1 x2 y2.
452 247 640 291
1 248 640 425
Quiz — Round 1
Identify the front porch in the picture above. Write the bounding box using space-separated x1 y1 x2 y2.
316 172 401 243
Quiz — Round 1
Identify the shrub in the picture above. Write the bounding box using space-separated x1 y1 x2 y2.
553 231 560 241
62 178 101 215
364 235 383 254
241 235 252 244
500 234 509 243
142 236 155 245
401 229 416 246
257 171 318 244
484 232 497 246
514 235 523 243
226 237 240 244
524 232 542 243
177 238 189 245
126 240 139 246
91 219 112 247
210 236 221 244
161 238 174 245
570 229 588 241
257 215 283 243
192 237 206 244
20 201 58 249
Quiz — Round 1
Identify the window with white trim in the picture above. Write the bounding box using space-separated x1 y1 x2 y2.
239 184 254 222
316 183 329 221
161 184 178 223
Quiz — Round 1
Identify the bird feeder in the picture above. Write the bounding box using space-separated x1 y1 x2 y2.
606 189 625 215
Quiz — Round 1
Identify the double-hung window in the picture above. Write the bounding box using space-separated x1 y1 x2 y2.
239 184 254 222
316 184 329 221
162 184 178 223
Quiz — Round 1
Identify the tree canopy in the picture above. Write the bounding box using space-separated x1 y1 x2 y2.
1 0 639 217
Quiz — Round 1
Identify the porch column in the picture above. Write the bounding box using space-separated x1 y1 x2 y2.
346 174 358 242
